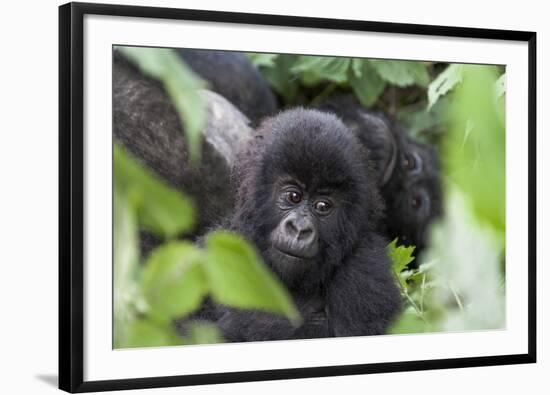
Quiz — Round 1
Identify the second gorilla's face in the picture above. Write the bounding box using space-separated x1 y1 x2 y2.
385 140 442 251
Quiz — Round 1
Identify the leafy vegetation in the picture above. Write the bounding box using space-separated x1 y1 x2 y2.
114 126 297 348
114 47 506 347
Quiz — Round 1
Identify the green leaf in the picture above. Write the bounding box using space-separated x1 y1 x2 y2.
291 56 350 85
247 53 279 68
262 54 300 103
118 46 207 162
349 60 386 107
141 241 207 320
387 238 416 273
121 319 183 348
114 144 196 239
113 187 142 347
203 231 300 323
495 73 506 98
370 60 430 87
427 64 463 110
388 309 431 334
446 65 505 234
181 321 224 345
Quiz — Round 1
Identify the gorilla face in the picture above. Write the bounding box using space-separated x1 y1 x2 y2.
268 177 345 268
384 139 442 251
232 108 383 289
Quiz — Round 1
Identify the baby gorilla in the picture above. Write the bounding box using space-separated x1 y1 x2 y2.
214 108 401 342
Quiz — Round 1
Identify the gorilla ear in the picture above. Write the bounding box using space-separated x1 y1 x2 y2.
358 112 397 186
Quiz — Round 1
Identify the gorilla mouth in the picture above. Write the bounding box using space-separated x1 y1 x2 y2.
274 246 312 261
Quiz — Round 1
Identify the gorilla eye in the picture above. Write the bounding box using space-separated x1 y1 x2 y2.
314 200 332 214
286 191 302 204
411 194 422 209
403 151 422 174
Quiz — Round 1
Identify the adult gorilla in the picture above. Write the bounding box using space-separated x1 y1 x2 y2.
212 108 401 342
176 48 277 125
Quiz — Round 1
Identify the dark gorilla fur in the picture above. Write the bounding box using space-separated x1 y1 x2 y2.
113 52 237 255
177 49 277 124
209 108 401 342
318 94 442 253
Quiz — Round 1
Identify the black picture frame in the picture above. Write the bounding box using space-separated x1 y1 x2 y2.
59 2 537 393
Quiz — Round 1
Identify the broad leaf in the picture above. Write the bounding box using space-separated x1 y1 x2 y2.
142 241 207 320
262 54 300 103
114 144 196 239
122 319 183 348
370 60 430 87
349 59 386 107
291 56 350 85
181 321 224 345
427 64 463 110
446 65 505 234
113 188 142 347
203 231 300 323
247 53 279 68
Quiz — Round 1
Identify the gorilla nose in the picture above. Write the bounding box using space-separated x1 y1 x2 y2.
285 217 315 242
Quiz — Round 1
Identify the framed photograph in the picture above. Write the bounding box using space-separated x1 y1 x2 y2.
59 2 536 393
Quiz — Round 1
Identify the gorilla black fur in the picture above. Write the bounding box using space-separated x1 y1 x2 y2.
177 49 277 124
113 51 250 256
318 94 442 254
212 108 401 342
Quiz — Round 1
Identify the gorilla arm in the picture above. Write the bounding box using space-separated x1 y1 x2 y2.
216 295 330 342
327 234 402 337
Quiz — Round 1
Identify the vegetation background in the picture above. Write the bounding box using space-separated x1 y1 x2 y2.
114 47 506 348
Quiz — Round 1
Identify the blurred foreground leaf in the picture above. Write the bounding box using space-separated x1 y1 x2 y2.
118 46 207 162
247 53 279 68
142 242 207 321
122 319 183 348
181 321 224 345
114 144 196 239
113 188 144 347
427 64 463 110
204 231 300 324
446 65 505 235
422 190 505 331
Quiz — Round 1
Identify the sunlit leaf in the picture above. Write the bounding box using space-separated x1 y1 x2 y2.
118 46 207 162
427 64 463 110
370 60 430 87
114 144 196 239
495 73 506 98
388 309 431 334
291 56 350 85
141 241 207 321
181 321 224 345
113 187 141 347
446 65 505 234
203 231 300 324
247 53 279 68
387 238 416 274
422 190 505 331
121 319 183 348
